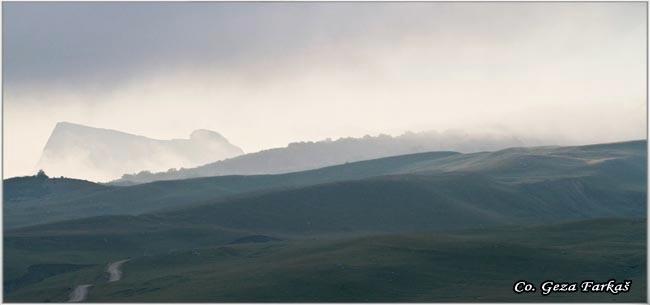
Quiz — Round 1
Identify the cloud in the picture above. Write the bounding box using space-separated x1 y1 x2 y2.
3 2 647 178
7 2 643 94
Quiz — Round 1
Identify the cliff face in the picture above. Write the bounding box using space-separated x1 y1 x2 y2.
36 122 244 182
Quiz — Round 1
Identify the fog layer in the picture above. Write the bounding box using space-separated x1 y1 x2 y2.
4 2 646 178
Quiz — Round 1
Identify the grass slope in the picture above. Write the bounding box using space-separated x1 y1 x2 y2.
5 140 645 229
4 140 646 301
13 167 642 239
4 151 459 229
5 218 645 302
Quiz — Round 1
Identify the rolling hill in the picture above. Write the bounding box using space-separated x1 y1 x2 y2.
4 151 459 229
3 140 646 302
10 169 643 238
5 140 645 229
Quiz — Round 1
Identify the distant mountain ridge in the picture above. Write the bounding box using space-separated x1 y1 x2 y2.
114 130 550 184
6 140 645 229
36 122 244 182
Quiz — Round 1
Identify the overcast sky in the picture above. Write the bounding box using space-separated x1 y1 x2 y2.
4 2 647 178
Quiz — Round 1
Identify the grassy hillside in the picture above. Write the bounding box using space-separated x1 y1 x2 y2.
5 140 645 229
5 165 645 298
9 168 644 238
4 140 645 302
4 175 111 205
5 219 645 302
4 220 249 288
4 151 459 229
153 172 644 234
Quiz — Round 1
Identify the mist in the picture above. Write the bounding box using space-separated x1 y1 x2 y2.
4 2 646 179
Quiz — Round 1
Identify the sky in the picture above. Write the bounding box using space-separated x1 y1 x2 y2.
3 2 647 178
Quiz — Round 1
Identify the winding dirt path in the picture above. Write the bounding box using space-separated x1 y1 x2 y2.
107 259 130 282
68 284 92 302
67 259 130 302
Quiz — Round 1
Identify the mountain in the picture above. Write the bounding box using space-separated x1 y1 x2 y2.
114 130 547 184
35 122 244 182
6 140 645 229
